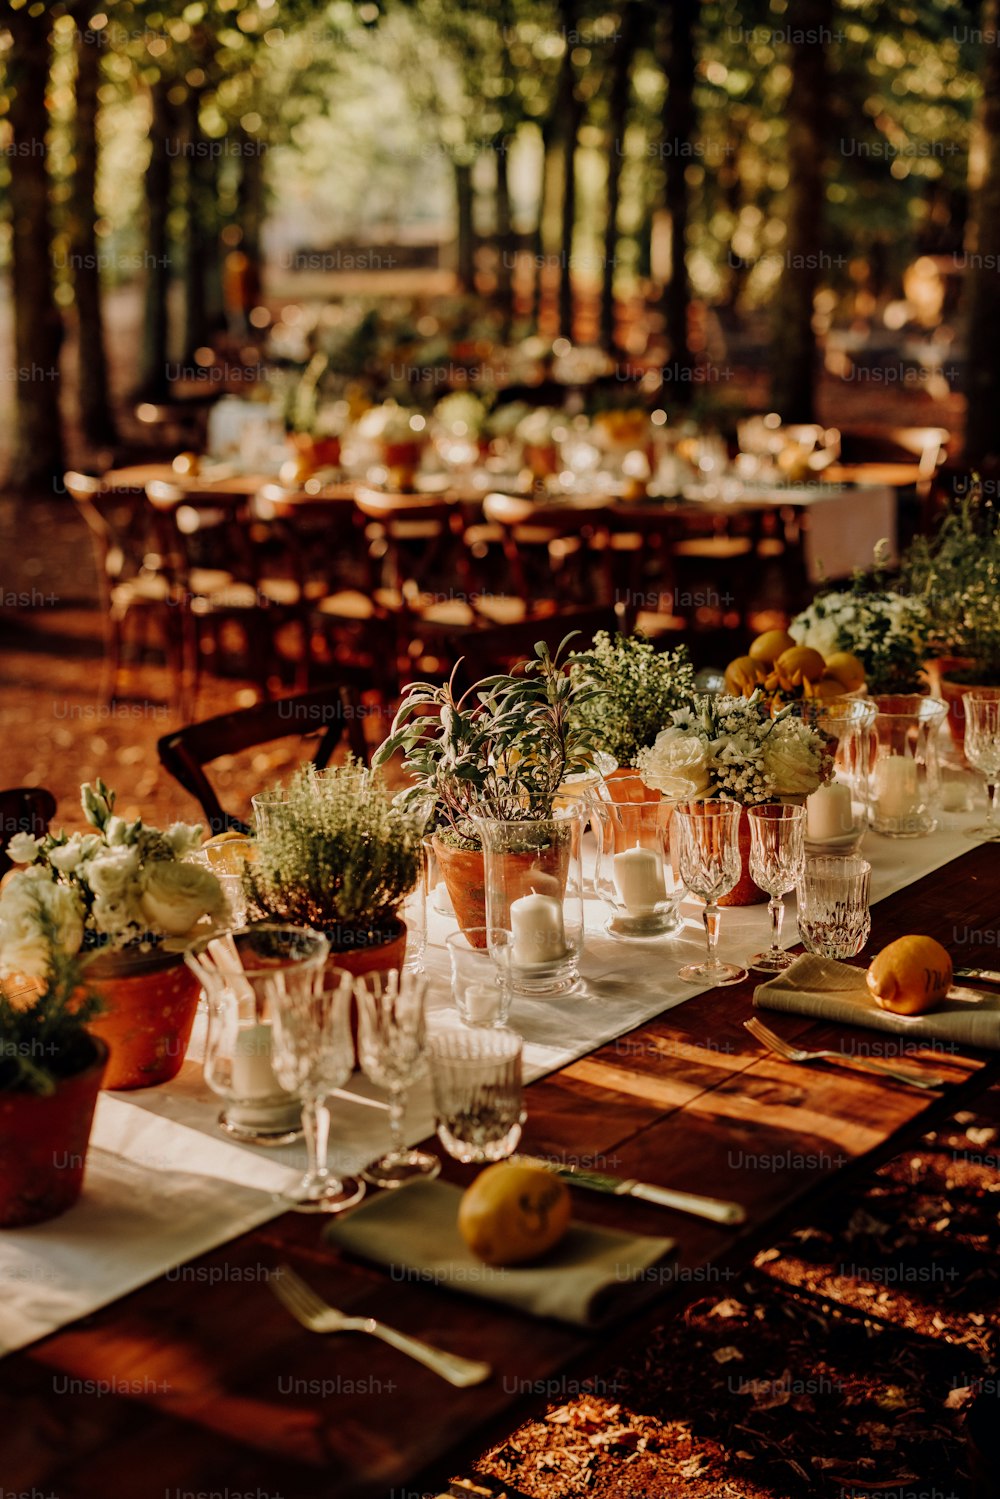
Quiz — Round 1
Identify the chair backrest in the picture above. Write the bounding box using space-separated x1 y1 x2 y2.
157 681 371 834
0 787 57 878
447 604 626 694
65 471 164 588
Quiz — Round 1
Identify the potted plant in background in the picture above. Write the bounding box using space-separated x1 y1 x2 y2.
901 491 1000 751
243 759 422 976
637 692 834 905
569 631 697 781
0 939 106 1227
374 636 601 941
789 546 930 697
0 782 224 1090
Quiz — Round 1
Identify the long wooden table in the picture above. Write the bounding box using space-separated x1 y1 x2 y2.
3 844 998 1498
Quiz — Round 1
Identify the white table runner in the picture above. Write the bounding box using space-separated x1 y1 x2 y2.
0 802 990 1356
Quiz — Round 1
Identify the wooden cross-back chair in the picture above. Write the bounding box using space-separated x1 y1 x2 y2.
157 681 371 835
0 787 58 878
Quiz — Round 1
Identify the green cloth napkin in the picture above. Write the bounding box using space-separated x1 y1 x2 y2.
324 1179 676 1328
755 953 1000 1050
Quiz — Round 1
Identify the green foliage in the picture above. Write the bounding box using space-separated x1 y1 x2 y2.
901 491 1000 682
0 934 102 1098
569 631 697 767
243 759 423 930
373 634 603 845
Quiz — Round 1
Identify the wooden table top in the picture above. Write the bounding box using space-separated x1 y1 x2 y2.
3 844 998 1499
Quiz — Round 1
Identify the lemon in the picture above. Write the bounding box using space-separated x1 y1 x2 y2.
775 645 827 686
824 651 866 692
724 655 765 696
810 676 846 700
458 1163 571 1266
866 935 953 1016
749 630 796 665
203 830 245 847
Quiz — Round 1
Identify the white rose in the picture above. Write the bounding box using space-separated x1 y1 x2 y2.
165 822 204 858
0 873 85 978
49 840 86 873
762 730 822 796
85 847 141 937
638 727 712 800
140 860 223 937
6 832 40 865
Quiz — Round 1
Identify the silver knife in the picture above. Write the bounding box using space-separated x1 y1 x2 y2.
516 1155 746 1227
956 968 1000 985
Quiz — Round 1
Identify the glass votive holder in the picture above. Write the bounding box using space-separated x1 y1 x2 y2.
185 924 328 1145
796 855 872 959
867 696 947 837
446 928 512 1028
251 788 290 837
475 805 585 996
423 834 454 915
592 781 683 940
429 1027 525 1163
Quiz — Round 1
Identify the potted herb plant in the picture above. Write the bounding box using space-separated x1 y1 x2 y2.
243 759 422 976
569 631 697 774
901 491 1000 750
374 636 600 940
0 940 106 1227
0 781 225 1090
637 692 834 905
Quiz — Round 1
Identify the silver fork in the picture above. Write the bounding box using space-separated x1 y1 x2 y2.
270 1264 492 1388
744 1016 947 1091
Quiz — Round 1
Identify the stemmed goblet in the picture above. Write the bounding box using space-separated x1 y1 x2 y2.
355 969 440 1189
963 692 1000 842
747 803 806 972
267 963 365 1213
673 800 748 986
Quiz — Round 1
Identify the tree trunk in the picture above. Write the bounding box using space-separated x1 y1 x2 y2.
140 78 172 399
964 0 1000 464
600 0 641 353
529 118 554 331
454 159 476 291
555 7 582 341
70 19 117 448
6 10 63 493
659 0 697 402
237 130 266 292
769 0 834 422
182 89 209 362
494 137 514 330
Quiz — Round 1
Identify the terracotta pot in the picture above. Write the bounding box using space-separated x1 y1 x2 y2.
324 917 407 978
523 441 559 479
383 439 423 469
718 808 768 907
433 836 488 944
432 834 572 945
924 656 997 757
83 949 202 1090
0 1038 107 1227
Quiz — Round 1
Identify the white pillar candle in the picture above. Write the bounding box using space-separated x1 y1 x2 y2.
806 782 854 840
874 755 920 819
510 890 567 967
613 842 667 914
463 981 501 1026
231 1022 283 1100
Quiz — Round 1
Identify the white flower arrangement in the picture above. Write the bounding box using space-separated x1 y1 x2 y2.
514 407 565 446
790 582 929 695
0 781 225 979
637 693 833 806
433 391 487 439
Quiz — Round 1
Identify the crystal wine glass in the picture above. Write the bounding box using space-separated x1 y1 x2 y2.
673 800 748 985
963 692 1000 842
355 969 440 1189
747 804 806 972
266 963 365 1213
